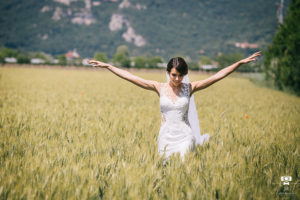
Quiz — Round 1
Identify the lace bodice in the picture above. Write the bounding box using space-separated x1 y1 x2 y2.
159 82 191 126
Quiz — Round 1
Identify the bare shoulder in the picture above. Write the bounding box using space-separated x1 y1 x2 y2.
147 80 163 95
190 81 199 95
190 81 196 88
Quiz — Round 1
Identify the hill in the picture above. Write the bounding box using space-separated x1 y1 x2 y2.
0 0 290 60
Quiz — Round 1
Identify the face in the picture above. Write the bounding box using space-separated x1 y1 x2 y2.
168 67 184 87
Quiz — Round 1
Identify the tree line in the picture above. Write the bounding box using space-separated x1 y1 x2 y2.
0 45 263 72
264 0 300 95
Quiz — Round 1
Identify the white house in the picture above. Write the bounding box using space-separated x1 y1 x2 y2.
5 57 17 63
82 58 91 66
31 58 45 64
200 65 218 70
157 62 167 68
65 49 80 61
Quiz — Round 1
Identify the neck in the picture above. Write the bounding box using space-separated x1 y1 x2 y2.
168 81 181 88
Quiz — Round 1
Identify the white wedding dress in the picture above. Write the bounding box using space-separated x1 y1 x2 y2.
158 82 196 161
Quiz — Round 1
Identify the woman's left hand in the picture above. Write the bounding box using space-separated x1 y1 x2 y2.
239 51 261 64
88 60 111 68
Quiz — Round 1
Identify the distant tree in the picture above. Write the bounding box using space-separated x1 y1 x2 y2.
214 53 244 68
173 54 186 60
113 45 131 68
40 52 53 64
0 54 4 64
198 56 212 65
133 56 146 68
0 47 18 58
56 55 67 66
28 52 53 64
188 62 200 71
146 56 163 68
113 53 131 68
94 52 108 63
264 0 300 95
17 54 30 64
116 45 129 57
34 52 47 59
74 57 83 66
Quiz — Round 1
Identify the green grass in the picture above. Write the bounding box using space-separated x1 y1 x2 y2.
0 66 299 199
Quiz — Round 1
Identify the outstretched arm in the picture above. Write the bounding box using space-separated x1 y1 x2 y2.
191 51 261 95
88 60 160 95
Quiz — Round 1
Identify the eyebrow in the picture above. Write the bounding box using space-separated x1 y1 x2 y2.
172 73 183 76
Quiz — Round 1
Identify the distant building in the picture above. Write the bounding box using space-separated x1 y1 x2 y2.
200 65 218 70
65 49 80 61
31 58 45 64
52 59 59 64
71 12 96 25
92 1 101 6
4 57 17 63
130 61 135 67
82 58 91 66
198 49 205 54
234 42 258 49
157 62 167 68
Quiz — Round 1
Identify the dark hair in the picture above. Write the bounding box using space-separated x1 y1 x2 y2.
167 57 188 76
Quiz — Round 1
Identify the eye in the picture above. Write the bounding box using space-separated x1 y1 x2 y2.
179 74 184 77
172 73 176 77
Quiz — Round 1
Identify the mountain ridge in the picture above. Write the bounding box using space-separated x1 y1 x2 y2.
0 0 290 60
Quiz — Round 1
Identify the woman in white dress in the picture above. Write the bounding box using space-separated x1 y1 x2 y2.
88 51 261 161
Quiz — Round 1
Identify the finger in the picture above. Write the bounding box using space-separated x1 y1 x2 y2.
252 51 260 55
250 53 260 58
89 61 100 65
254 52 261 56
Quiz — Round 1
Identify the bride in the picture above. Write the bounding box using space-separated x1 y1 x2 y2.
88 51 261 161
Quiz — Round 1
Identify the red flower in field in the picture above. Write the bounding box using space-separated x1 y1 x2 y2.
80 92 83 95
244 115 248 119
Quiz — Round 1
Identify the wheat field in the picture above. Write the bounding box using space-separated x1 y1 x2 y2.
0 66 299 199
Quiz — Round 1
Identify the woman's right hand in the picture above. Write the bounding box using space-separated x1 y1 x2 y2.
88 60 111 68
